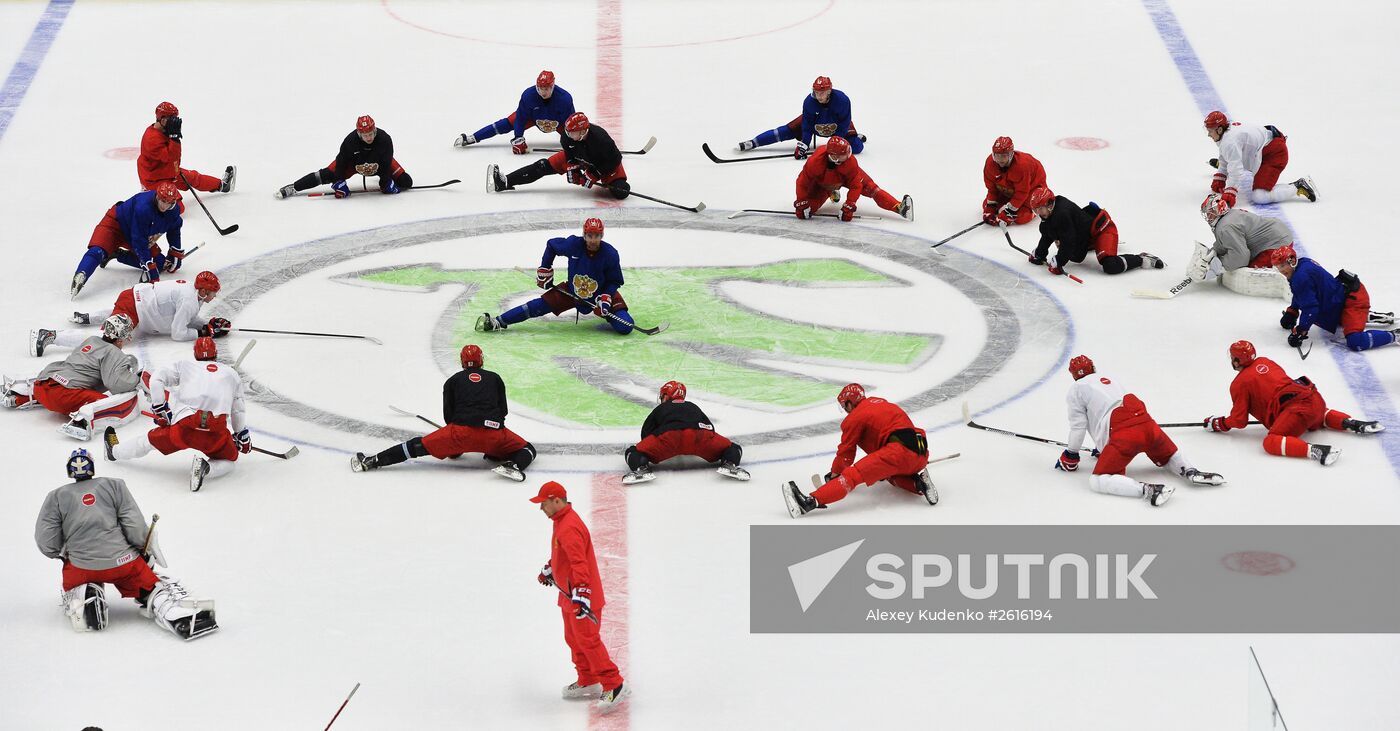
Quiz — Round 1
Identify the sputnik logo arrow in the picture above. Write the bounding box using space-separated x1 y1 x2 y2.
788 539 864 612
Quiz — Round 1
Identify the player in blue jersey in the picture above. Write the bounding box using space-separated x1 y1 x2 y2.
736 76 865 159
1272 246 1399 352
476 218 635 336
454 70 576 154
70 183 185 299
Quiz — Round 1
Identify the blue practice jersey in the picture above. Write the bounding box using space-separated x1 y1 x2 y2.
541 236 624 300
1288 257 1347 332
800 89 854 145
514 86 576 138
115 190 183 261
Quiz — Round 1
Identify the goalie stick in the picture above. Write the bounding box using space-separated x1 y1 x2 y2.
1131 276 1195 300
303 179 461 197
538 136 656 155
179 172 239 236
701 143 792 164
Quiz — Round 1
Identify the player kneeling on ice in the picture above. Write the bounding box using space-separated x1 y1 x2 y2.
622 380 749 484
477 217 636 335
69 182 186 299
1027 187 1163 276
1190 193 1293 298
982 136 1046 227
104 336 250 492
487 112 631 199
1203 110 1315 207
275 115 413 199
351 344 537 481
3 314 143 441
454 70 575 151
736 75 866 157
39 271 228 358
1057 355 1224 507
794 136 911 221
1273 246 1400 353
783 384 936 518
35 450 217 640
1202 340 1382 467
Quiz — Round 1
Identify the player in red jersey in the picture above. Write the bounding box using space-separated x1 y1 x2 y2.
982 136 1046 226
782 384 935 517
794 137 911 222
1202 340 1383 466
138 101 235 195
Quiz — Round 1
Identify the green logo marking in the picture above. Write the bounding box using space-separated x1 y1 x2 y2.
362 260 936 427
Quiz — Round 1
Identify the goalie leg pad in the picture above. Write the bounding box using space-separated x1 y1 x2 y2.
146 576 218 640
63 583 108 631
1188 242 1217 282
1221 267 1292 299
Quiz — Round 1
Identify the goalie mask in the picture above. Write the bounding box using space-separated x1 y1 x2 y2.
1201 193 1229 227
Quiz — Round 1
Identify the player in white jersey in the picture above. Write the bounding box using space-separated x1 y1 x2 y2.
1204 111 1316 207
1056 355 1224 507
30 271 228 357
103 336 251 492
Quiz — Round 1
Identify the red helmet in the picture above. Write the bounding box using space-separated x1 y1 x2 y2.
155 101 179 118
812 76 833 92
1028 187 1055 209
194 336 218 361
460 344 483 368
565 112 590 134
583 217 604 236
837 383 866 410
356 115 376 133
1068 354 1095 380
826 135 852 159
1201 192 1230 225
1229 340 1256 368
195 271 221 293
1270 244 1298 268
1204 110 1229 129
992 136 1015 154
536 70 555 88
659 380 686 403
155 182 182 204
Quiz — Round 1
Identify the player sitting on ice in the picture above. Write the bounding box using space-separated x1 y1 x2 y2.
351 344 537 482
783 384 936 518
1273 246 1400 353
622 381 750 485
1203 110 1315 207
36 271 228 358
104 336 250 492
275 115 413 199
1054 355 1224 507
4 315 143 441
1202 340 1381 467
477 217 636 335
736 75 866 158
35 449 217 640
454 70 575 152
794 136 912 221
487 112 631 199
1027 187 1163 276
1190 193 1293 298
69 182 186 299
138 101 235 196
982 136 1046 226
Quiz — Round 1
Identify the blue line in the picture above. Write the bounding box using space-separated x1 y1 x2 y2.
1143 0 1400 478
0 0 75 145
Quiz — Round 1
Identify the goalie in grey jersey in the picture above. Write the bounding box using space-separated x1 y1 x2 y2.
34 450 217 640
2 314 145 440
1190 193 1294 298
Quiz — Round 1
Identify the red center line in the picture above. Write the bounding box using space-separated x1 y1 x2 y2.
593 0 625 210
589 472 630 730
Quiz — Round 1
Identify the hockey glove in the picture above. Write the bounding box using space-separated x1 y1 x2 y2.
164 116 183 140
1053 450 1080 472
593 293 613 318
823 472 837 483
1280 307 1299 330
331 180 351 199
1047 262 1066 276
152 402 172 427
794 141 809 160
1204 416 1230 432
538 564 554 587
570 586 592 619
140 259 161 283
382 179 400 195
1287 328 1308 348
511 137 528 155
164 247 185 273
235 428 251 454
1220 187 1238 208
565 165 596 188
1028 253 1046 266
839 202 857 222
199 317 232 338
535 267 554 290
794 200 813 220
1210 172 1226 194
996 204 1019 225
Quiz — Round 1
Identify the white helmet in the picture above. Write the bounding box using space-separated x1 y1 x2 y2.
101 314 134 342
1201 193 1229 227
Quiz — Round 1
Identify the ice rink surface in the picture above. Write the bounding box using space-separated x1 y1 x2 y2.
2 1 1399 728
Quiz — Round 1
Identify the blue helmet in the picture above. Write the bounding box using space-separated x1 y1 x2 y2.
67 449 95 480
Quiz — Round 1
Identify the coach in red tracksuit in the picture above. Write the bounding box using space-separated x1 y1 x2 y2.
810 383 931 506
532 482 628 706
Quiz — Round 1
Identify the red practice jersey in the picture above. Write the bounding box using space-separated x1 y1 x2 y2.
1226 357 1309 429
796 146 868 208
138 125 180 189
547 504 606 612
831 397 919 475
983 151 1047 210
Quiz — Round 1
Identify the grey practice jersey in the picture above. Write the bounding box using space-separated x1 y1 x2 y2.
35 336 141 394
35 476 150 570
1212 208 1294 270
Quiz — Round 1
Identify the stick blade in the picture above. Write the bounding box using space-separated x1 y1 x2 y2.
1130 289 1175 299
639 136 657 153
282 446 300 459
692 202 706 213
219 224 239 236
961 401 972 426
727 210 748 220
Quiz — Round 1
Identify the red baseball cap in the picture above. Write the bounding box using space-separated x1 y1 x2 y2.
529 481 568 503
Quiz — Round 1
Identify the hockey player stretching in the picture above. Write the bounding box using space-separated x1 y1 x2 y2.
794 137 911 221
982 136 1046 226
4 314 143 441
737 76 865 157
1202 340 1382 467
1203 111 1315 207
454 70 575 152
1027 187 1163 277
275 115 413 199
622 380 749 484
488 112 631 199
69 182 186 298
1190 193 1293 298
1273 246 1399 352
138 100 235 195
36 271 227 358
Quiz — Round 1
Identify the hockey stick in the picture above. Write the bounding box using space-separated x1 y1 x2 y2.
555 584 600 625
233 340 256 369
324 682 360 731
1131 276 1195 300
233 328 383 345
1296 337 1312 361
931 221 986 249
559 288 669 335
389 404 442 429
538 136 656 155
1158 420 1260 428
251 445 300 459
140 514 161 557
303 179 461 198
1000 221 1085 284
809 453 961 488
961 401 1094 452
701 143 792 164
178 173 239 235
727 208 876 220
607 182 705 213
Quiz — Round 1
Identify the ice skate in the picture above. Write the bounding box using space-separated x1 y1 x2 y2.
1293 176 1317 202
492 462 526 482
1138 253 1166 269
59 416 93 441
350 452 378 472
736 140 756 152
1143 483 1174 507
103 427 119 461
1208 157 1220 169
487 164 507 193
782 480 821 518
190 456 210 492
274 183 296 200
716 462 751 481
622 464 656 485
913 467 939 505
1180 467 1225 486
1342 418 1384 435
475 313 504 332
596 683 632 714
146 577 218 640
219 165 237 193
1309 444 1341 466
70 272 86 300
896 194 914 221
1368 310 1395 326
454 133 476 147
70 311 89 325
29 328 55 357
562 681 602 700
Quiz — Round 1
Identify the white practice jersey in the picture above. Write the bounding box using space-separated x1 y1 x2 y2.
150 359 247 432
1065 373 1126 453
1215 122 1275 192
132 280 204 341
